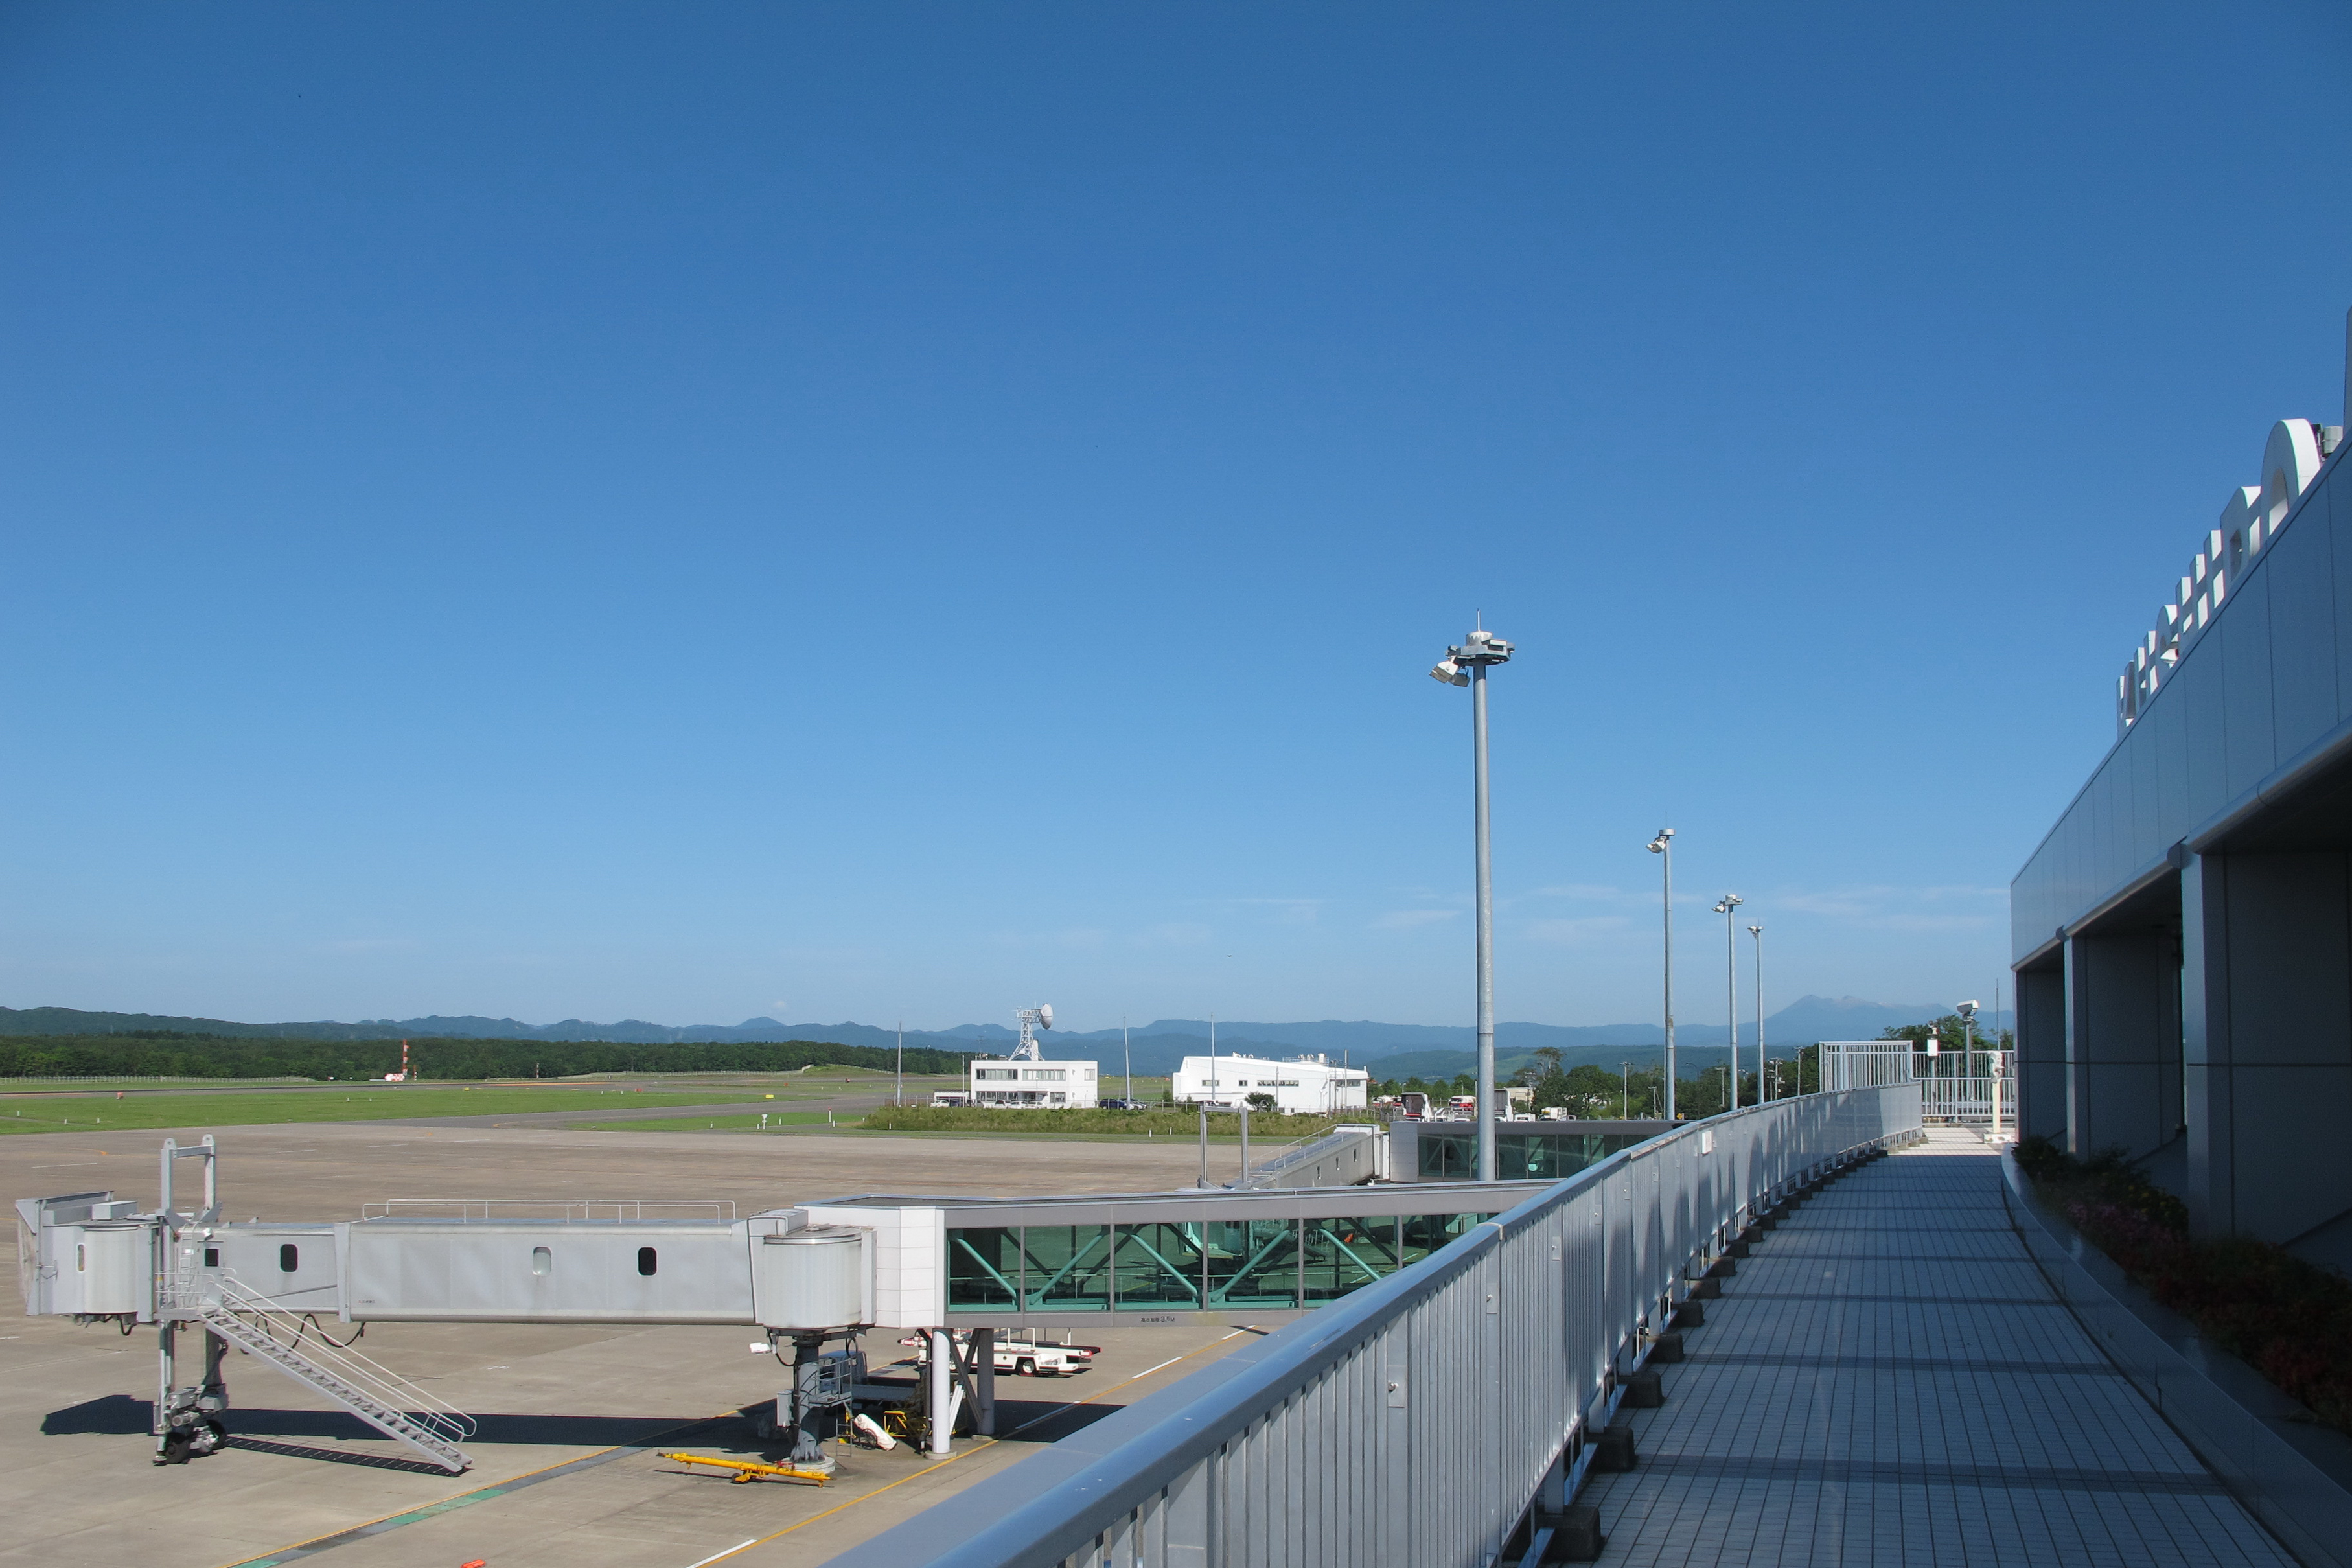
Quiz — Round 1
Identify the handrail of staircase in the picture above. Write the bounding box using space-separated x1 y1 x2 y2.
212 1274 477 1443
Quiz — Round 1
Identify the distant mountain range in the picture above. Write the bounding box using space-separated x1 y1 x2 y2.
1 996 2007 1079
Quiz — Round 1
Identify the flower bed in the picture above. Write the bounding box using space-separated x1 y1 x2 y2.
2013 1136 2352 1435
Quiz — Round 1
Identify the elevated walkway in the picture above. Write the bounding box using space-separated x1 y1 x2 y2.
1580 1128 2292 1565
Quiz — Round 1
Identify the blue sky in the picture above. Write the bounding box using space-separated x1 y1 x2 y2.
5 3 2349 1033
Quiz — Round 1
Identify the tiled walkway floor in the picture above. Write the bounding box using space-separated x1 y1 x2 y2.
1580 1128 2294 1567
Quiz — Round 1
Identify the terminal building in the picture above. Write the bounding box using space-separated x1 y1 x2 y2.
963 1057 1099 1108
1170 1052 1369 1113
2012 312 2352 1273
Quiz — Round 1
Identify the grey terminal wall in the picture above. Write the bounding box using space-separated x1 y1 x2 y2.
2011 316 2352 1273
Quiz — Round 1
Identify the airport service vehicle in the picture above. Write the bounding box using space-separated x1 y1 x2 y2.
904 1330 1097 1377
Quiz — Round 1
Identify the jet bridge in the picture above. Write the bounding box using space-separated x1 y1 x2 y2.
16 1137 941 1471
15 1135 1593 1473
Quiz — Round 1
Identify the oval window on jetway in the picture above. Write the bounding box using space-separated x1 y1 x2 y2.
637 1247 657 1276
532 1245 551 1276
280 1243 299 1273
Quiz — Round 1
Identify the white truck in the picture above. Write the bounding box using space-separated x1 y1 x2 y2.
903 1330 1097 1377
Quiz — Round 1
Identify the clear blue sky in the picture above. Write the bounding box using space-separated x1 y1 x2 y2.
5 3 2349 1033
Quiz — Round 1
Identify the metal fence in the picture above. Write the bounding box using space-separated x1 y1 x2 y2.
825 1083 1923 1568
1820 1044 2011 1125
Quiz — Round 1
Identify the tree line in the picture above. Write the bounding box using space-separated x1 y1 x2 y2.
0 1033 975 1081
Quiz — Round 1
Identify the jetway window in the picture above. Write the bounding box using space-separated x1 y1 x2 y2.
1111 1223 1205 1309
531 1246 551 1276
947 1227 1019 1311
1205 1219 1302 1309
1303 1217 1405 1304
1020 1225 1113 1312
1400 1213 1490 1269
637 1247 657 1276
279 1244 299 1273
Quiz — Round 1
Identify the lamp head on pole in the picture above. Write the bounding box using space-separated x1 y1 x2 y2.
1647 828 1673 854
1430 625 1512 688
1713 894 1743 914
1746 923 1762 938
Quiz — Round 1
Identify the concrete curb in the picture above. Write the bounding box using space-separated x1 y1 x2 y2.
2000 1149 2352 1568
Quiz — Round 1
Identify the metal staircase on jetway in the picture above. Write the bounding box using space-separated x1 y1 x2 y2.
201 1276 474 1472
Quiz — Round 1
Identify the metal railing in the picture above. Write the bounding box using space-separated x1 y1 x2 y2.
359 1199 737 1221
1918 1076 2012 1124
1821 1045 2012 1125
825 1084 1923 1568
1227 1125 1381 1189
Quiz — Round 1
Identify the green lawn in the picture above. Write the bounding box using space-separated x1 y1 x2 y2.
0 1085 781 1135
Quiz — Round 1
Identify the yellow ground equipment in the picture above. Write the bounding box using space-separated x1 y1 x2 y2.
660 1451 832 1486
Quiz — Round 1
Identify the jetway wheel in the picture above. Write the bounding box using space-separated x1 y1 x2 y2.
160 1420 225 1465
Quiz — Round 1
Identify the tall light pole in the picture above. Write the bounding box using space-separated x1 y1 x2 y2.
1432 621 1514 1182
1647 829 1676 1120
1747 923 1764 1100
1956 998 1980 1125
1122 1015 1133 1105
1713 895 1744 1109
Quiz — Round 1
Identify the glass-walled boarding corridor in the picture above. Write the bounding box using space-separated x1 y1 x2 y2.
945 1210 1499 1315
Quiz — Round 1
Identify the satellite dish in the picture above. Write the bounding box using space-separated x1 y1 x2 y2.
1038 1004 1054 1030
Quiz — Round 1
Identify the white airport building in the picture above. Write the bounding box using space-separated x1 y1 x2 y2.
1172 1053 1370 1114
963 1057 1099 1108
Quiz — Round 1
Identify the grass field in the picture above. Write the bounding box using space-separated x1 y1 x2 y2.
0 1085 785 1135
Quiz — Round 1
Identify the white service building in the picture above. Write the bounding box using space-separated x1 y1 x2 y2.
967 1059 1099 1109
1172 1054 1369 1114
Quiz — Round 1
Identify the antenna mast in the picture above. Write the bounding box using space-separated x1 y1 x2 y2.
1011 1004 1054 1061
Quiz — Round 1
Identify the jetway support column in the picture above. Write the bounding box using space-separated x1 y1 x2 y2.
971 1328 996 1436
927 1328 955 1455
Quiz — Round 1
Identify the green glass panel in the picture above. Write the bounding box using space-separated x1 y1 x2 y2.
1398 1210 1493 1267
1302 1216 1401 1304
1111 1223 1204 1308
1418 1131 1475 1180
1203 1217 1301 1309
946 1226 1019 1311
1022 1224 1113 1312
